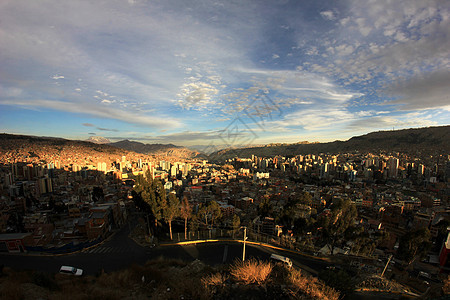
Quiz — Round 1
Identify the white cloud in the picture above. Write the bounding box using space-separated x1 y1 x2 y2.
0 98 181 129
177 82 219 110
320 10 336 20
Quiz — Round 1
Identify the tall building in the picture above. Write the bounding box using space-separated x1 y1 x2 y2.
4 173 13 187
38 176 53 195
388 157 399 178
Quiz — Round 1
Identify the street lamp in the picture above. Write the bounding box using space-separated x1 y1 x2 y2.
380 254 393 277
241 226 248 261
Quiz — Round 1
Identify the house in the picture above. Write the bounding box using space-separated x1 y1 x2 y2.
0 233 33 253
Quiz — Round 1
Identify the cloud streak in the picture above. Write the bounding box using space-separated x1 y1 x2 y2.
0 0 448 145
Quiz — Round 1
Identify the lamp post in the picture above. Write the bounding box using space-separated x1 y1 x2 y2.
242 226 247 261
380 254 393 277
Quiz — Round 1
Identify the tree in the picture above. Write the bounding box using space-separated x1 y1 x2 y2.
397 228 432 266
258 196 273 218
208 201 222 227
92 186 104 202
298 191 312 206
232 214 241 238
164 193 180 240
180 196 192 240
317 199 358 255
133 170 166 234
198 201 222 228
198 203 209 227
189 214 199 232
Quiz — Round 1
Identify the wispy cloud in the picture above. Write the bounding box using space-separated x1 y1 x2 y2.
0 0 448 145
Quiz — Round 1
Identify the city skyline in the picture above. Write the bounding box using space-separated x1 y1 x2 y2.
1 0 449 148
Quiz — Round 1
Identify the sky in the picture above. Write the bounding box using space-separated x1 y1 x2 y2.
0 0 449 152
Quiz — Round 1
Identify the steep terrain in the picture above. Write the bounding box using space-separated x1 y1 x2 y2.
210 126 450 160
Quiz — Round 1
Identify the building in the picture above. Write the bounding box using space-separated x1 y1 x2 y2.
439 228 450 272
0 233 33 253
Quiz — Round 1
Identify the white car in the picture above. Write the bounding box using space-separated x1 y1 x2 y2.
270 254 293 268
59 265 83 276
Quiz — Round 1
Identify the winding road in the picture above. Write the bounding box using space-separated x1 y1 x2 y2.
0 220 329 276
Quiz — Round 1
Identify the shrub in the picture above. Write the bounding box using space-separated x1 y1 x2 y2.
443 275 450 295
230 259 272 284
288 268 339 300
202 272 227 287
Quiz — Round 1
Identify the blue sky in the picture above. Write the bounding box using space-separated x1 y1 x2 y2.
0 0 449 151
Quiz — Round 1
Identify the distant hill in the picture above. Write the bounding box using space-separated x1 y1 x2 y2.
209 126 450 160
0 133 122 153
110 140 201 159
0 133 127 163
86 136 111 144
0 134 202 161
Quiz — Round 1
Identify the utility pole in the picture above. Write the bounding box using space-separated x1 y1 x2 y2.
381 254 393 277
242 226 247 261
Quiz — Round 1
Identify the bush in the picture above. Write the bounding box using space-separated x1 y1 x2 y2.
230 259 272 284
288 268 340 300
202 272 227 288
442 275 450 295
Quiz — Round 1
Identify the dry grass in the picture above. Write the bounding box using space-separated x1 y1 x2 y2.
0 258 343 299
443 275 450 295
96 268 136 289
230 258 273 284
202 272 228 287
288 268 340 300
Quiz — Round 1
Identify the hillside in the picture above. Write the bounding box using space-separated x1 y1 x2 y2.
0 133 126 159
110 140 201 159
0 134 202 162
0 258 340 300
210 126 450 160
0 256 435 299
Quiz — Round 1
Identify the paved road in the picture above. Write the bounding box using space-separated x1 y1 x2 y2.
1 243 328 276
0 217 329 275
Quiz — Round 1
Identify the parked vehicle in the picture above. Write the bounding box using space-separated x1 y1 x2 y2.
59 266 83 276
270 254 292 267
418 271 431 279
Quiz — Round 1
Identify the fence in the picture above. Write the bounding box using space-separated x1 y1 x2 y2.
168 227 320 255
26 237 102 254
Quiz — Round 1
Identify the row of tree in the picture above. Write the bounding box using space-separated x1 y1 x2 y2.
132 171 225 240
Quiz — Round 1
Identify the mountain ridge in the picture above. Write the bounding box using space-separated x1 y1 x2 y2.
209 125 450 160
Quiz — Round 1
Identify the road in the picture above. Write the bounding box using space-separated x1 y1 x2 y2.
0 222 329 275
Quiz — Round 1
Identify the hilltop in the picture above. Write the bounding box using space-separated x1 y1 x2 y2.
210 126 450 160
